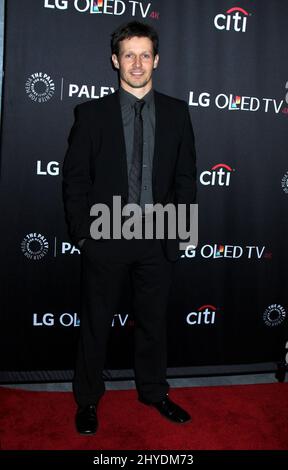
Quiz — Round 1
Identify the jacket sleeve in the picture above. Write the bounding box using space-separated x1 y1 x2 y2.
175 103 197 206
62 105 93 244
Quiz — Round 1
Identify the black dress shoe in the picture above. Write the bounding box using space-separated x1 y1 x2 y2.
139 395 191 424
75 404 98 435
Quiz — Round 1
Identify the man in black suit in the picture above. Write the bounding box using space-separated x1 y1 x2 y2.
63 21 196 435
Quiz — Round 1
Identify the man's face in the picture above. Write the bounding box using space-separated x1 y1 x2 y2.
112 36 159 92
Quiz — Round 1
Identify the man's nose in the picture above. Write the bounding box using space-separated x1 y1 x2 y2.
133 56 142 67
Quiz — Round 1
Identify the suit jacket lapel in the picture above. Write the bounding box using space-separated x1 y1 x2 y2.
153 91 167 188
109 90 129 201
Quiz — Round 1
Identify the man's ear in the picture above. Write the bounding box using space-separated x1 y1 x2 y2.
112 54 119 69
153 54 159 69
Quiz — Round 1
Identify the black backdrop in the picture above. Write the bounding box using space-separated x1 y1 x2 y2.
0 0 287 378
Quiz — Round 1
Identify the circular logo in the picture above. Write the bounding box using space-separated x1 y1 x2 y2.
281 172 288 194
25 73 55 103
21 233 49 260
263 304 286 327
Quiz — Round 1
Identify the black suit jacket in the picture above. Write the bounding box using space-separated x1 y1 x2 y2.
62 90 197 261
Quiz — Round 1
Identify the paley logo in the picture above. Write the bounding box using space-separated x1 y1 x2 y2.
263 304 286 327
61 242 81 255
67 82 115 99
214 6 250 32
200 163 234 187
188 91 284 114
44 0 159 19
281 171 288 194
25 73 55 103
186 305 218 326
33 312 80 327
21 233 49 260
181 244 272 260
50 239 84 256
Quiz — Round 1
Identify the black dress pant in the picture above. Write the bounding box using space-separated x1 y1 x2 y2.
73 237 173 407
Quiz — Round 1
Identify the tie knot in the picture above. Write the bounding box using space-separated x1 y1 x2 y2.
134 99 145 116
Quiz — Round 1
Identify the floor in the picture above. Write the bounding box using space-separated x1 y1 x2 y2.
2 372 286 392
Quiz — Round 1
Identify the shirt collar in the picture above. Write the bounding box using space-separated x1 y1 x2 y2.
119 87 154 108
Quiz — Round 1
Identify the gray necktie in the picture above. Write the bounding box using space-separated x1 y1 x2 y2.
128 99 145 205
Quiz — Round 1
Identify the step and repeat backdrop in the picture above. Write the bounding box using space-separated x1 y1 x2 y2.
0 0 287 376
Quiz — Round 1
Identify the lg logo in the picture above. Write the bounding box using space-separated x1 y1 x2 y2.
37 160 59 176
44 0 68 9
33 312 80 327
214 7 249 32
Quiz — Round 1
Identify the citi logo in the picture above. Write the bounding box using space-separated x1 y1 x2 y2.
186 305 218 326
200 164 233 186
214 7 249 32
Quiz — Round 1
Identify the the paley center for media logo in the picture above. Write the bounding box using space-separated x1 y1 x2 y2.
26 74 116 102
21 233 49 260
25 73 55 103
44 0 160 19
281 171 288 194
263 304 286 327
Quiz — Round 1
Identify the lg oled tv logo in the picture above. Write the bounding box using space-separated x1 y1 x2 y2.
111 313 134 328
214 6 250 32
200 164 234 187
186 305 218 326
32 312 131 327
189 91 284 114
181 244 272 260
44 0 160 19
